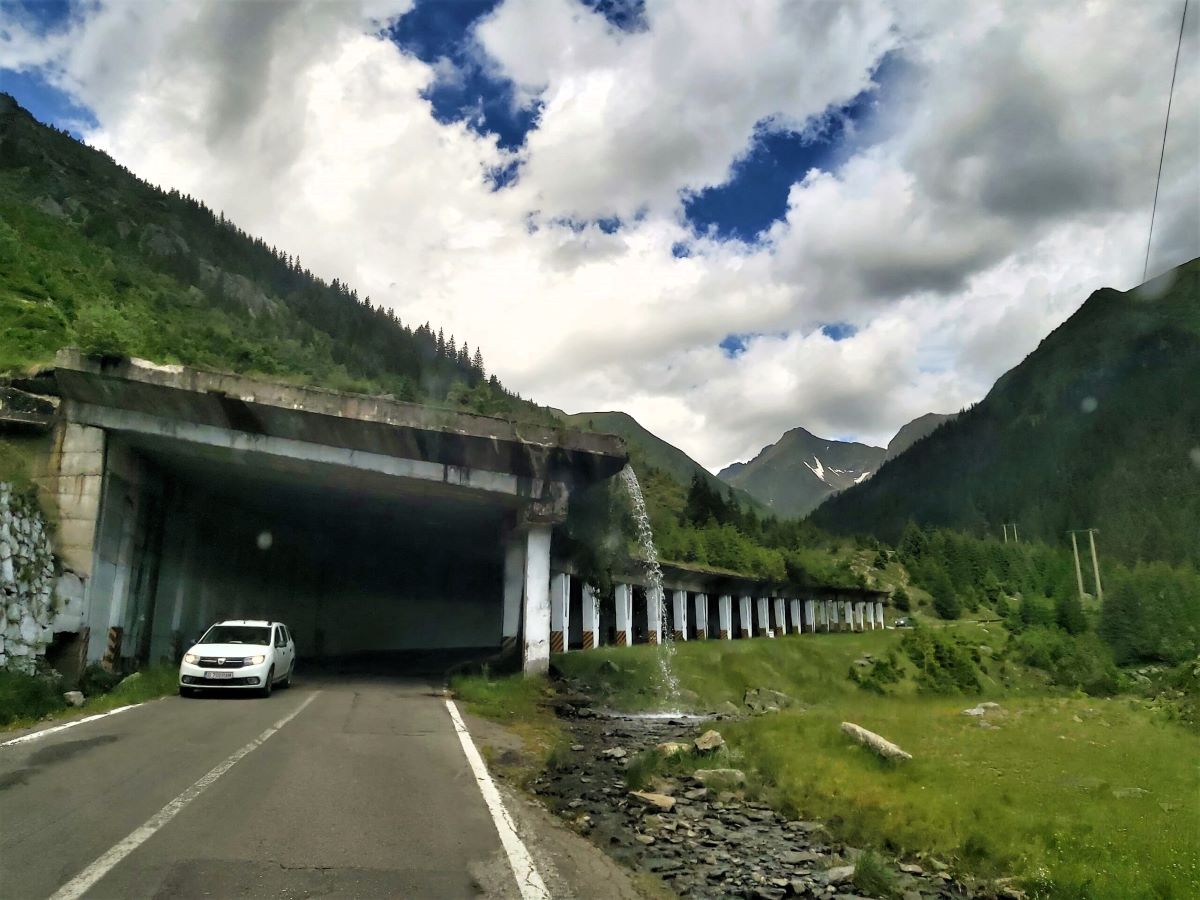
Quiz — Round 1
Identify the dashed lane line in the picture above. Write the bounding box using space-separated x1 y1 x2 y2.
48 691 321 900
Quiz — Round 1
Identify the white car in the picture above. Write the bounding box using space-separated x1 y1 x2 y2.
179 620 296 698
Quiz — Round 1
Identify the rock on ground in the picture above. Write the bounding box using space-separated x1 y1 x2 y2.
841 722 912 761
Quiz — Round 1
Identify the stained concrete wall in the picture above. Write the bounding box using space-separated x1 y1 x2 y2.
141 471 507 663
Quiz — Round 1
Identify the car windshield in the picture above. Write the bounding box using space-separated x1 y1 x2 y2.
200 625 270 646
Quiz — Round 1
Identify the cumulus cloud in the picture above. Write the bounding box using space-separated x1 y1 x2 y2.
2 0 1196 472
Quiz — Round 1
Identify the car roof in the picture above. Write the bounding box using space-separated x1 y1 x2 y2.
210 620 275 627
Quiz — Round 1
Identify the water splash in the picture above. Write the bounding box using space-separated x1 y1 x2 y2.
618 466 681 705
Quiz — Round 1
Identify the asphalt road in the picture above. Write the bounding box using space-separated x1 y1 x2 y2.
0 678 521 899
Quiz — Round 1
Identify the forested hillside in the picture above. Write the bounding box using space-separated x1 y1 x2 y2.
0 93 533 419
814 259 1200 568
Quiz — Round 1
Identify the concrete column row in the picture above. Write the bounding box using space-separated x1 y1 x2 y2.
521 549 892 672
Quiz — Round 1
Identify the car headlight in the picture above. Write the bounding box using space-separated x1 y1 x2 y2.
249 654 266 665
183 653 198 664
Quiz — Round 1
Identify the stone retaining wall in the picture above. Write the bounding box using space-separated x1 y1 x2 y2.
1 481 83 673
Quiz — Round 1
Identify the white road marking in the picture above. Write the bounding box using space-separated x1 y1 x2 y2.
48 691 321 900
445 698 550 900
1 704 142 747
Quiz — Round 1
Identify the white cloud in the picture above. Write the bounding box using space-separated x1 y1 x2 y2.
3 0 1197 474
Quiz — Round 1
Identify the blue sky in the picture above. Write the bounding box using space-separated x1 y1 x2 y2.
4 0 876 243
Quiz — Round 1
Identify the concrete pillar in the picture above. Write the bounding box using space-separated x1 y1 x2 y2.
581 584 599 649
718 594 732 639
671 589 687 641
853 601 863 632
694 593 708 638
645 587 663 645
805 599 816 632
865 601 874 630
824 600 834 632
550 572 570 653
522 525 553 674
843 600 853 631
756 597 771 637
738 596 752 637
876 600 885 628
615 583 633 646
502 538 525 653
790 599 802 634
775 598 788 635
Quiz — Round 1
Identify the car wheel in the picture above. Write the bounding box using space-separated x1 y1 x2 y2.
260 668 274 698
280 663 293 689
179 686 196 698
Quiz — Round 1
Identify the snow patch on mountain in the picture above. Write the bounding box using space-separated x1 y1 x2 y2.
803 456 826 483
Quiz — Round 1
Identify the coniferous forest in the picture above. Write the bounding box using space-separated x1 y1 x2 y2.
0 93 541 421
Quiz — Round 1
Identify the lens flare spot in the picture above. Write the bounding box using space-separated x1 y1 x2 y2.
1081 397 1098 414
256 530 273 551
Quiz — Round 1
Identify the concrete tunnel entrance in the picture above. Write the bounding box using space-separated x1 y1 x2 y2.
118 437 514 670
31 352 627 677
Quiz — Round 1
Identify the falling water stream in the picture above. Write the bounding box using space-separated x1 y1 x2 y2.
618 465 682 708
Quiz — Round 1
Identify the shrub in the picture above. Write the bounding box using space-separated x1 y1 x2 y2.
1014 627 1120 696
892 587 911 612
0 667 65 726
77 663 122 698
902 629 981 694
852 850 898 899
929 570 962 620
73 303 136 357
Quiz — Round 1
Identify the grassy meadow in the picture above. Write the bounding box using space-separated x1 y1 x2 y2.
460 628 1198 899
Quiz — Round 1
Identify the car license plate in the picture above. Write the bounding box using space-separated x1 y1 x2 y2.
204 671 236 679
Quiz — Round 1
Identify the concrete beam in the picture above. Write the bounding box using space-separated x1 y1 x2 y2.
693 592 708 639
522 526 552 674
550 572 569 654
614 583 633 646
581 584 599 649
645 588 662 645
671 589 687 641
502 539 525 650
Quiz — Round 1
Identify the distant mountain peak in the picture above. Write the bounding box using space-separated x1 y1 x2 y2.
718 427 884 518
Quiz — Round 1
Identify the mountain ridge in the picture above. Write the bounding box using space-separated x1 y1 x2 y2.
717 426 884 518
812 259 1200 567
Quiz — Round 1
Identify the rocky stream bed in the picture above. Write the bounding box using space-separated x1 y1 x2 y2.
526 707 1008 900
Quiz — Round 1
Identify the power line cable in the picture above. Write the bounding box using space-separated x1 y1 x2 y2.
1144 0 1190 282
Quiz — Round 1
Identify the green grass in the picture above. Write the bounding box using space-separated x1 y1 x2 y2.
449 672 565 780
0 664 179 730
553 635 1200 899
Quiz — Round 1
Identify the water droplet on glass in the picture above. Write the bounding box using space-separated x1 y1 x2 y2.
256 530 273 551
1190 447 1200 470
1081 397 1098 414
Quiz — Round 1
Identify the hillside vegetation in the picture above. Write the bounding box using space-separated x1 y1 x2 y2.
0 93 542 421
813 259 1200 568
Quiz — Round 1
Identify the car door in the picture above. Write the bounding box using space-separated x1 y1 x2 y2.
280 625 295 674
272 625 290 679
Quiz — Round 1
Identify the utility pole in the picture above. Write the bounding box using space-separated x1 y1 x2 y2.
1087 529 1103 604
1069 531 1087 601
1067 528 1103 602
1002 523 1019 544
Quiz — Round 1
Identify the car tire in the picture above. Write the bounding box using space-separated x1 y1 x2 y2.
260 668 274 698
179 686 196 698
280 663 293 689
